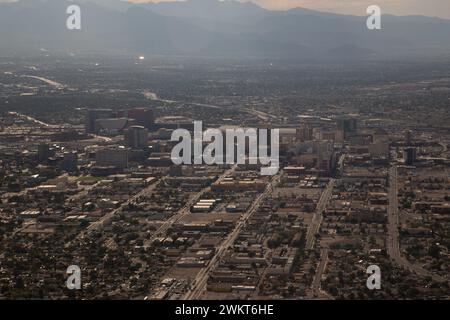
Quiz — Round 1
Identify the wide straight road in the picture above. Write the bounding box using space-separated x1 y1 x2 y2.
143 165 238 248
143 90 278 121
9 111 112 142
305 179 335 251
183 174 279 300
73 178 161 244
20 75 65 89
311 248 329 298
105 166 236 252
387 166 446 283
9 111 58 128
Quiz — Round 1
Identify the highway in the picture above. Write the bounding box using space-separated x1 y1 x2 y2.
387 166 446 283
183 174 279 300
9 112 58 128
305 179 335 251
20 75 65 89
9 111 113 143
142 90 278 121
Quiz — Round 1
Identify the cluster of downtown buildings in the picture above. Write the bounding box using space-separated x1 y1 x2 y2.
1 102 448 300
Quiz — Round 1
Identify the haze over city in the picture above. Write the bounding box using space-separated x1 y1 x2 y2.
0 0 448 308
2 0 450 60
138 0 450 18
2 0 450 18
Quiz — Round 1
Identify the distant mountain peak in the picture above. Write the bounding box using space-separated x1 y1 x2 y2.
1 0 450 60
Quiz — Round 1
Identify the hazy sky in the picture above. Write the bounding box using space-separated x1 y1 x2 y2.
132 0 450 18
1 0 450 19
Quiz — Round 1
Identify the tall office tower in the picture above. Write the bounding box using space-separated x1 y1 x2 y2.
127 108 154 129
313 140 334 173
336 117 358 139
60 152 78 172
403 147 417 165
85 109 113 133
125 125 149 150
405 130 413 145
37 143 50 163
314 140 333 155
96 147 129 168
297 122 313 142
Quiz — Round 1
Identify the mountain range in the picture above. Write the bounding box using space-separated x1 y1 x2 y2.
1 0 450 60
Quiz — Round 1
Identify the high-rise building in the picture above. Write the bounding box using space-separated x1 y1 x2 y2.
86 109 113 133
37 144 55 163
314 140 334 173
125 125 149 150
336 117 358 139
96 147 129 168
127 108 154 129
37 143 50 163
297 122 313 142
405 130 413 145
314 140 333 155
403 147 417 165
60 152 78 172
